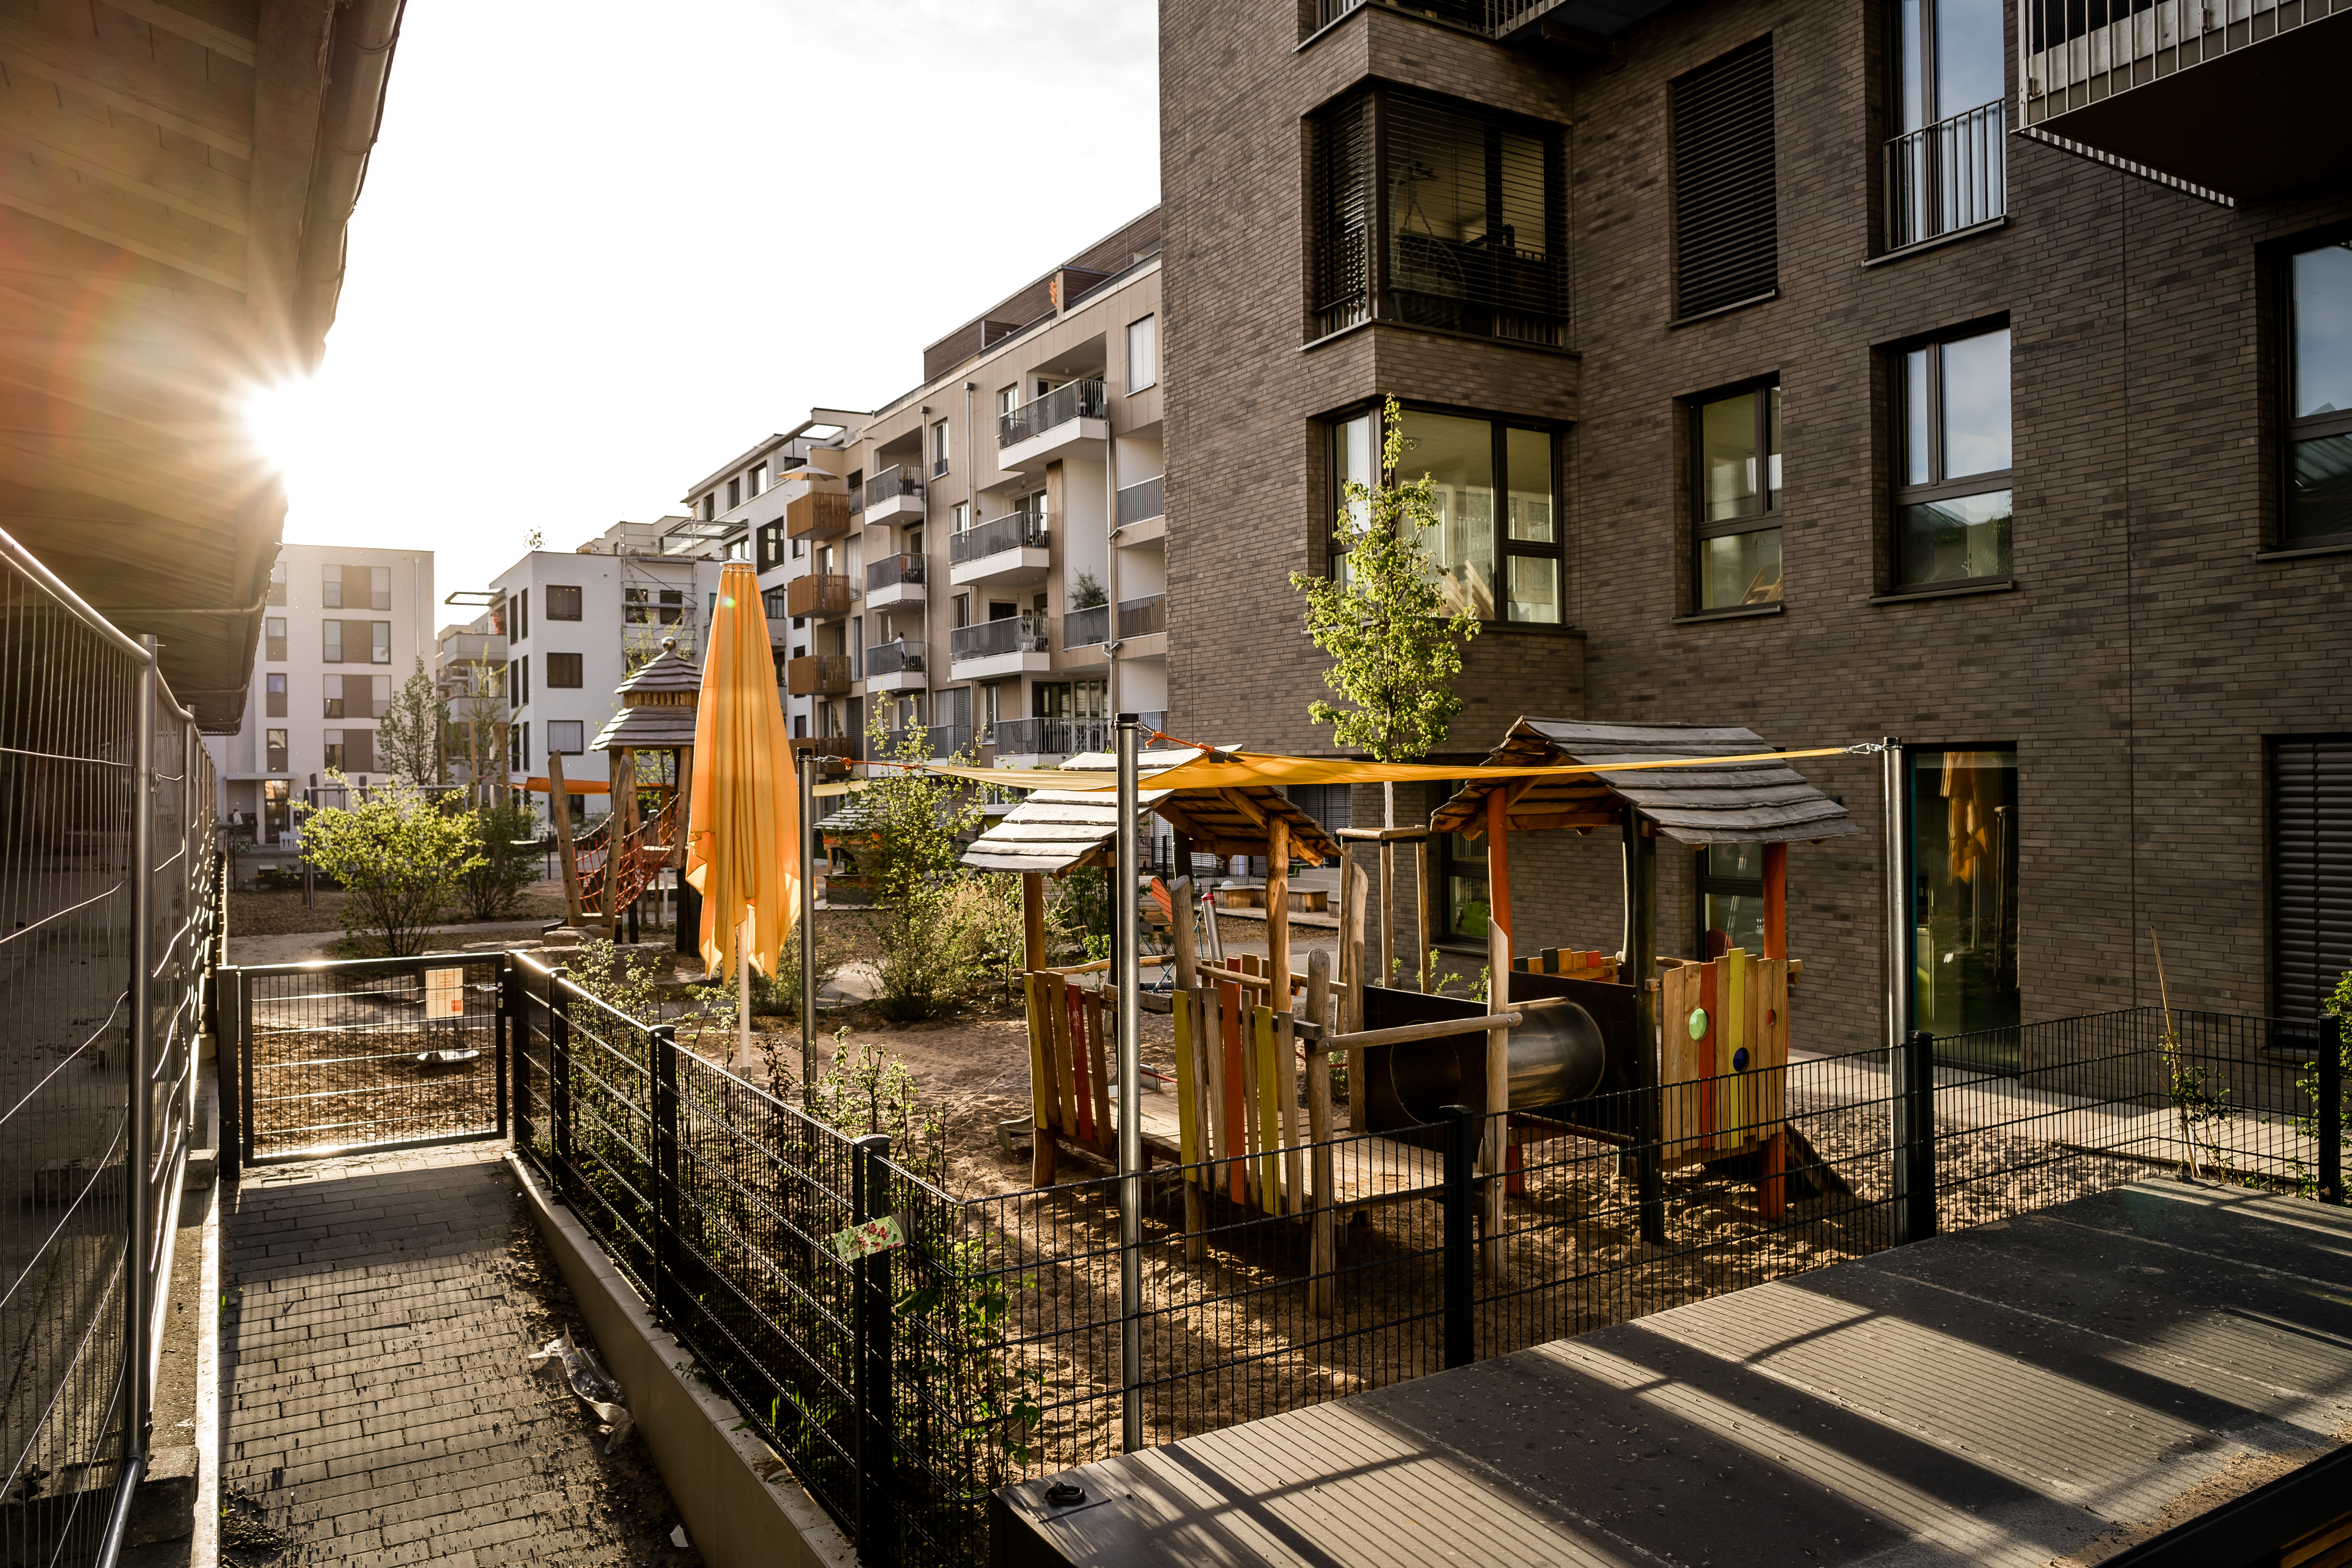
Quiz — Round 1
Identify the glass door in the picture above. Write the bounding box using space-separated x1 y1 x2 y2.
1910 748 2021 1063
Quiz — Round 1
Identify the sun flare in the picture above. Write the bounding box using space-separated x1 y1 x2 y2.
240 377 321 481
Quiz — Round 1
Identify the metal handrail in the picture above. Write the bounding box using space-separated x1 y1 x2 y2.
867 464 924 506
949 613 1050 663
1063 602 1110 648
866 639 927 677
996 379 1107 447
1884 99 2006 251
947 511 1047 564
1116 474 1165 528
1116 593 1167 639
865 553 926 590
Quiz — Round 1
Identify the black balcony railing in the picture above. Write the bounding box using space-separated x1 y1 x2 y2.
865 552 925 591
1116 474 1165 528
864 638 926 677
885 723 973 759
949 613 1050 664
947 510 1047 565
992 715 1112 757
1116 592 1167 639
1885 100 2006 251
1063 602 1109 648
867 464 923 509
997 379 1107 447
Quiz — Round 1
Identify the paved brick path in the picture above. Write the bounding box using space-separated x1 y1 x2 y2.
220 1146 672 1565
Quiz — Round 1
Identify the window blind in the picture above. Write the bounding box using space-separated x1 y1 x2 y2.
1672 36 1778 319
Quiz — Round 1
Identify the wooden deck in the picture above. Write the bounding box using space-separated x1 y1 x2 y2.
993 1182 2352 1568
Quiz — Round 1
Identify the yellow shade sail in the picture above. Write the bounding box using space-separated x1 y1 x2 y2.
684 562 799 980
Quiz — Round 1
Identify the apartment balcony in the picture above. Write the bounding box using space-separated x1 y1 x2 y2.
790 735 857 761
996 379 1109 471
991 714 1111 762
947 510 1050 588
864 551 926 610
1883 101 2006 251
786 488 853 540
1115 474 1165 532
786 653 852 696
1063 602 1109 650
1116 592 1167 646
786 572 853 619
864 637 927 693
2016 0 2352 198
863 464 926 526
948 613 1052 680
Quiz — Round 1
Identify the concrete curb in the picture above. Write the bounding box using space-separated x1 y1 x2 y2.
504 1152 855 1568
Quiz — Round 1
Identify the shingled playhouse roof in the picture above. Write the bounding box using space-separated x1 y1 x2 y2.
962 748 1342 875
592 639 701 751
1429 720 1859 845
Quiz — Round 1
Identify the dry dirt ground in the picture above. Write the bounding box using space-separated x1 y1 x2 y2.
228 882 574 940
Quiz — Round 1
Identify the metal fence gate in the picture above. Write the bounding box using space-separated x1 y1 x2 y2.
223 956 508 1169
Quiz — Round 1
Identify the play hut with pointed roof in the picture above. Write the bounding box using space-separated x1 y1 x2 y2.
962 748 1343 1190
564 637 699 940
1357 720 1862 1230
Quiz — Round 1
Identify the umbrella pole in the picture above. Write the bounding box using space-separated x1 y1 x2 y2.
738 922 751 1071
800 748 817 1106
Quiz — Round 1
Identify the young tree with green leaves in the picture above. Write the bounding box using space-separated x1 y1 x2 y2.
850 717 987 1021
1289 396 1482 809
296 775 483 955
375 655 446 787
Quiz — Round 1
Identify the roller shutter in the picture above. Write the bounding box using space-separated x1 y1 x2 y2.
2271 735 2352 1018
1671 36 1777 319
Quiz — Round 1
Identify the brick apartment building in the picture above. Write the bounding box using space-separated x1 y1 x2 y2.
1159 0 2352 1051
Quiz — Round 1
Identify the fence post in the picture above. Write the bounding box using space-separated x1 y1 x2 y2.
851 1133 896 1564
651 1024 679 1326
549 967 572 1200
1893 1029 1937 1244
127 634 157 1463
492 957 510 1139
1441 1104 1475 1369
2323 1013 2343 1207
219 968 243 1180
505 959 526 1151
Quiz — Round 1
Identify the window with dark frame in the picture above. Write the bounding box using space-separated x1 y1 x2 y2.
2284 238 2352 547
546 652 583 688
1696 843 1767 955
1309 87 1565 347
546 720 584 755
322 673 345 718
1691 381 1784 610
265 617 286 661
265 672 286 718
1326 402 1564 624
322 620 343 663
544 584 583 621
1671 37 1778 320
1885 0 2007 250
1891 325 2013 589
265 729 287 771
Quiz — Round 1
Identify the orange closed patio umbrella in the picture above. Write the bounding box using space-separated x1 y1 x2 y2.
684 562 800 1066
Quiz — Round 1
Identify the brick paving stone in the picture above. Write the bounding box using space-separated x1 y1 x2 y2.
220 1147 686 1564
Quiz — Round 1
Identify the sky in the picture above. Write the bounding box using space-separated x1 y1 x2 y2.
252 0 1160 624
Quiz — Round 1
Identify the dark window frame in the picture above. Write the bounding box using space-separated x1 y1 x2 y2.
1686 376 1783 613
1695 842 1766 952
1323 397 1570 627
1670 36 1779 321
544 584 584 621
545 651 584 689
2279 229 2352 550
1887 320 2015 593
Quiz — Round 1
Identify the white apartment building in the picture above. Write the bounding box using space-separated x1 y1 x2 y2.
205 542 434 843
751 209 1166 767
474 520 731 822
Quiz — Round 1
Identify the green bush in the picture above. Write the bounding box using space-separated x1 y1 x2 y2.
296 776 482 956
456 799 541 921
851 722 987 1022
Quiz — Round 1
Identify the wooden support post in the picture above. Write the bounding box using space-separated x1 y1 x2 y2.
1417 837 1435 994
1180 984 1208 1261
1341 847 1369 1133
549 748 584 929
605 748 626 937
1304 947 1335 1318
1022 872 1048 973
1482 788 1512 1273
1265 819 1290 1019
1762 842 1788 960
1379 837 1395 992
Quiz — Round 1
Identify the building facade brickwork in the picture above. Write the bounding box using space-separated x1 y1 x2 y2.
1163 0 2352 1051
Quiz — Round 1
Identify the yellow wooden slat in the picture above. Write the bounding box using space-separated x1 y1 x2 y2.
1024 973 1051 1132
1173 989 1199 1177
1722 947 1748 1150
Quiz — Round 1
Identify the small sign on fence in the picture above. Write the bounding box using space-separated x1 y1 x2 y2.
425 967 465 1019
829 1214 906 1263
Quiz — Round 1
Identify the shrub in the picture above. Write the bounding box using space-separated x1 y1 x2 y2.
456 799 541 920
749 917 857 1020
296 776 482 956
850 722 987 1021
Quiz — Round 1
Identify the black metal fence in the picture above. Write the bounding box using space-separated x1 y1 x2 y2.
495 937 2348 1568
0 528 221 1568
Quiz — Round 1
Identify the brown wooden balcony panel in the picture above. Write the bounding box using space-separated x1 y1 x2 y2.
786 573 853 618
786 653 852 696
786 490 853 540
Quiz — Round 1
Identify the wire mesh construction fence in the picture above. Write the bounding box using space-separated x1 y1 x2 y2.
504 951 2346 1568
0 530 221 1568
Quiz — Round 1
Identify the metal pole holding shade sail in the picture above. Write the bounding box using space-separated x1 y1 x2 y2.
800 748 817 1105
1114 713 1143 1453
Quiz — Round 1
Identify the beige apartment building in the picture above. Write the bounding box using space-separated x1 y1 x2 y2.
747 210 1167 765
